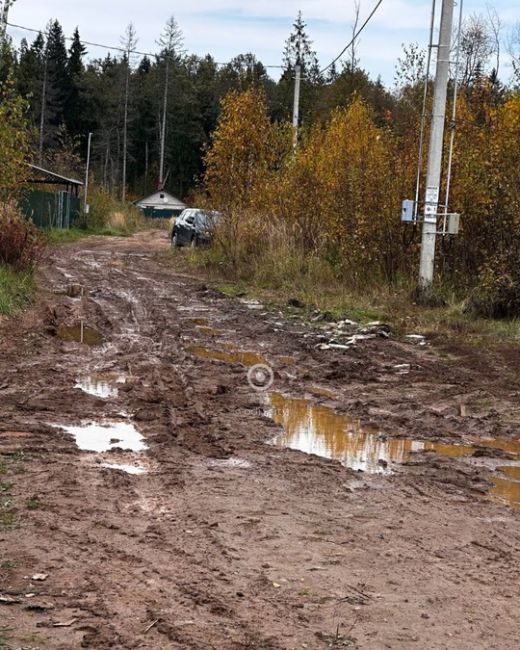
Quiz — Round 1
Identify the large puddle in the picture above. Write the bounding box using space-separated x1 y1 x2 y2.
75 374 126 399
60 421 147 453
267 393 520 508
57 323 104 346
187 344 266 367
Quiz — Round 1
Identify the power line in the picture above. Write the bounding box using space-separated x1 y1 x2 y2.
6 20 283 68
8 21 158 57
319 0 384 74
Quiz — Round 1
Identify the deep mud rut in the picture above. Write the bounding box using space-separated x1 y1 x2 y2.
0 230 519 650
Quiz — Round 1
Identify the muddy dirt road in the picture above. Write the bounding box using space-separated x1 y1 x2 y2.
1 231 519 649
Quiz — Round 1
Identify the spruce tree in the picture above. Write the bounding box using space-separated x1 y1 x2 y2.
64 28 87 139
38 20 69 154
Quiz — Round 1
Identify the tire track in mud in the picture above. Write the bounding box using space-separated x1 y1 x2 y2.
0 231 519 650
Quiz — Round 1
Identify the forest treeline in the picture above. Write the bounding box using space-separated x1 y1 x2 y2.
1 10 520 314
2 11 518 201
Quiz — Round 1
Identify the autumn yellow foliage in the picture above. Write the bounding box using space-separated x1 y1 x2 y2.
203 86 520 316
0 80 30 200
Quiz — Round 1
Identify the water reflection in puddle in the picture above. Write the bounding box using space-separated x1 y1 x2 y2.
57 323 104 346
75 374 126 398
268 393 413 474
267 393 520 507
60 421 147 453
101 463 146 475
491 466 520 508
187 345 266 367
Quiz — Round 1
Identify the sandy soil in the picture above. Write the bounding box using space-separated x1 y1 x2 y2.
0 230 519 650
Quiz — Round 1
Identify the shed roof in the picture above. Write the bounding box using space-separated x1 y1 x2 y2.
26 164 83 187
135 190 186 210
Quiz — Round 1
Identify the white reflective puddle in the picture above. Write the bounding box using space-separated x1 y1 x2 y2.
75 374 127 399
101 463 147 475
61 421 147 453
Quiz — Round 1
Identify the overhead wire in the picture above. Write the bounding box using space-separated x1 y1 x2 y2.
442 0 464 226
319 0 384 74
6 21 283 68
413 0 437 221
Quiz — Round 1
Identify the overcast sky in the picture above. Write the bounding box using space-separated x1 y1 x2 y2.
6 1 518 84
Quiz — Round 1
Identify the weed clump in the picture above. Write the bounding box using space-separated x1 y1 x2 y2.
469 249 520 319
0 201 45 271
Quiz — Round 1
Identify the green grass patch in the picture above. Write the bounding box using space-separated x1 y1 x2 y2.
0 490 16 529
25 495 40 510
0 266 34 316
0 626 12 650
217 282 248 297
0 480 13 493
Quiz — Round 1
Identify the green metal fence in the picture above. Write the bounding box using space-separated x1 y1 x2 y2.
141 206 182 219
20 190 81 229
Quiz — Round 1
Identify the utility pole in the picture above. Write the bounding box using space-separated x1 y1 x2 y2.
39 50 48 165
292 21 303 151
121 23 137 203
159 54 169 188
292 62 301 150
84 132 92 214
418 0 455 294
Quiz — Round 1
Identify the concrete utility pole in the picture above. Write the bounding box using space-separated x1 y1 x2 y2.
291 18 303 151
121 23 137 203
292 62 301 150
84 132 92 214
418 0 455 294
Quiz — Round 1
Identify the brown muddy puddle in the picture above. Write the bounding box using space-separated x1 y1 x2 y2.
197 325 223 337
57 323 104 346
75 374 126 399
187 344 266 367
267 393 520 508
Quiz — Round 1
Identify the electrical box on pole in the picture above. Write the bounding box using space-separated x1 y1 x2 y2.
446 212 460 235
401 199 415 223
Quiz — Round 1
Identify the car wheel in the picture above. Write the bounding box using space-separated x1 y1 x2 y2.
171 233 179 247
190 235 198 248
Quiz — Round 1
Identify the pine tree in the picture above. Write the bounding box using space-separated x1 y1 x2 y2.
282 12 319 80
276 12 322 124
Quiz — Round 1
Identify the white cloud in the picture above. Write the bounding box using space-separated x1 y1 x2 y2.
8 0 518 83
